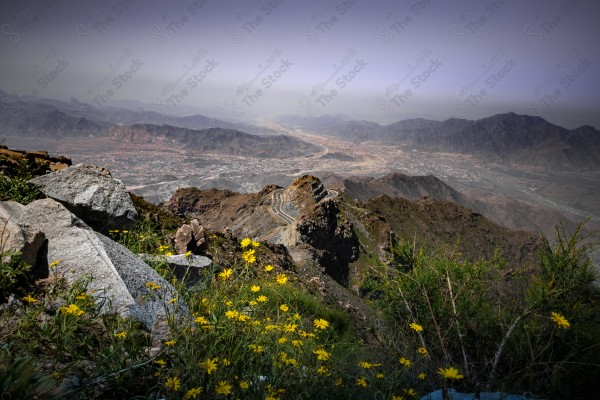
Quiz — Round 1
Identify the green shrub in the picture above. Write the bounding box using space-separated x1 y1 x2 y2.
0 159 44 204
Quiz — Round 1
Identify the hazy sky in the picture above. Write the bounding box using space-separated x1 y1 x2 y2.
1 0 598 128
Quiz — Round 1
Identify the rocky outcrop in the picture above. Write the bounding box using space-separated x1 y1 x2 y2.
0 201 46 267
5 198 179 330
30 164 138 232
0 145 71 177
296 200 359 286
174 219 207 254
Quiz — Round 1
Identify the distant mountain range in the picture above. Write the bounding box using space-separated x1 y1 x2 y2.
2 91 599 170
277 113 600 171
0 95 318 159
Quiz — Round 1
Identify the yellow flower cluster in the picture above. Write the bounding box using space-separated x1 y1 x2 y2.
60 303 84 316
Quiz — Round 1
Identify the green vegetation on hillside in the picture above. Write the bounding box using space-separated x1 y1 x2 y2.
0 160 598 399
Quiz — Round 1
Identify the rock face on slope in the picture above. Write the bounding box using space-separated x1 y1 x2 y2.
30 164 138 232
0 201 46 267
0 145 71 177
295 200 359 285
1 198 179 331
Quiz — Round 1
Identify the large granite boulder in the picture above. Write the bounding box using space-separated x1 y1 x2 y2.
0 201 46 266
10 198 179 330
30 164 138 232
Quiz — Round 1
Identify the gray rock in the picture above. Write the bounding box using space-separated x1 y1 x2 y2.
30 164 138 232
0 201 46 267
139 253 213 284
17 198 180 330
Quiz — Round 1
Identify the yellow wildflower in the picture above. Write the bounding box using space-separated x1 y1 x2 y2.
314 349 330 361
316 365 329 375
292 340 303 347
222 358 231 366
278 337 288 344
218 268 233 280
551 311 570 329
242 248 256 261
359 361 381 369
249 300 258 306
240 238 251 248
264 264 274 272
60 304 84 316
399 357 411 367
276 273 288 285
251 240 260 248
376 373 384 379
49 259 61 268
250 285 261 292
392 395 405 400
249 344 264 353
335 378 343 386
356 377 368 388
164 339 176 346
409 322 423 332
257 295 268 303
404 388 417 397
437 366 464 380
225 310 240 319
185 250 192 258
165 252 173 256
216 381 232 395
279 304 289 312
200 357 218 375
239 381 249 390
418 372 426 380
184 387 203 399
313 319 329 329
22 295 37 303
283 323 297 332
145 282 161 290
165 376 181 391
114 331 127 339
154 359 167 366
418 347 428 356
195 316 209 324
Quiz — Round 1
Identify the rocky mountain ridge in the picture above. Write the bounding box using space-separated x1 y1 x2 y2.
278 112 600 171
163 174 545 289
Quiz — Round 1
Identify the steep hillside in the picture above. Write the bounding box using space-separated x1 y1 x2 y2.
162 176 545 290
